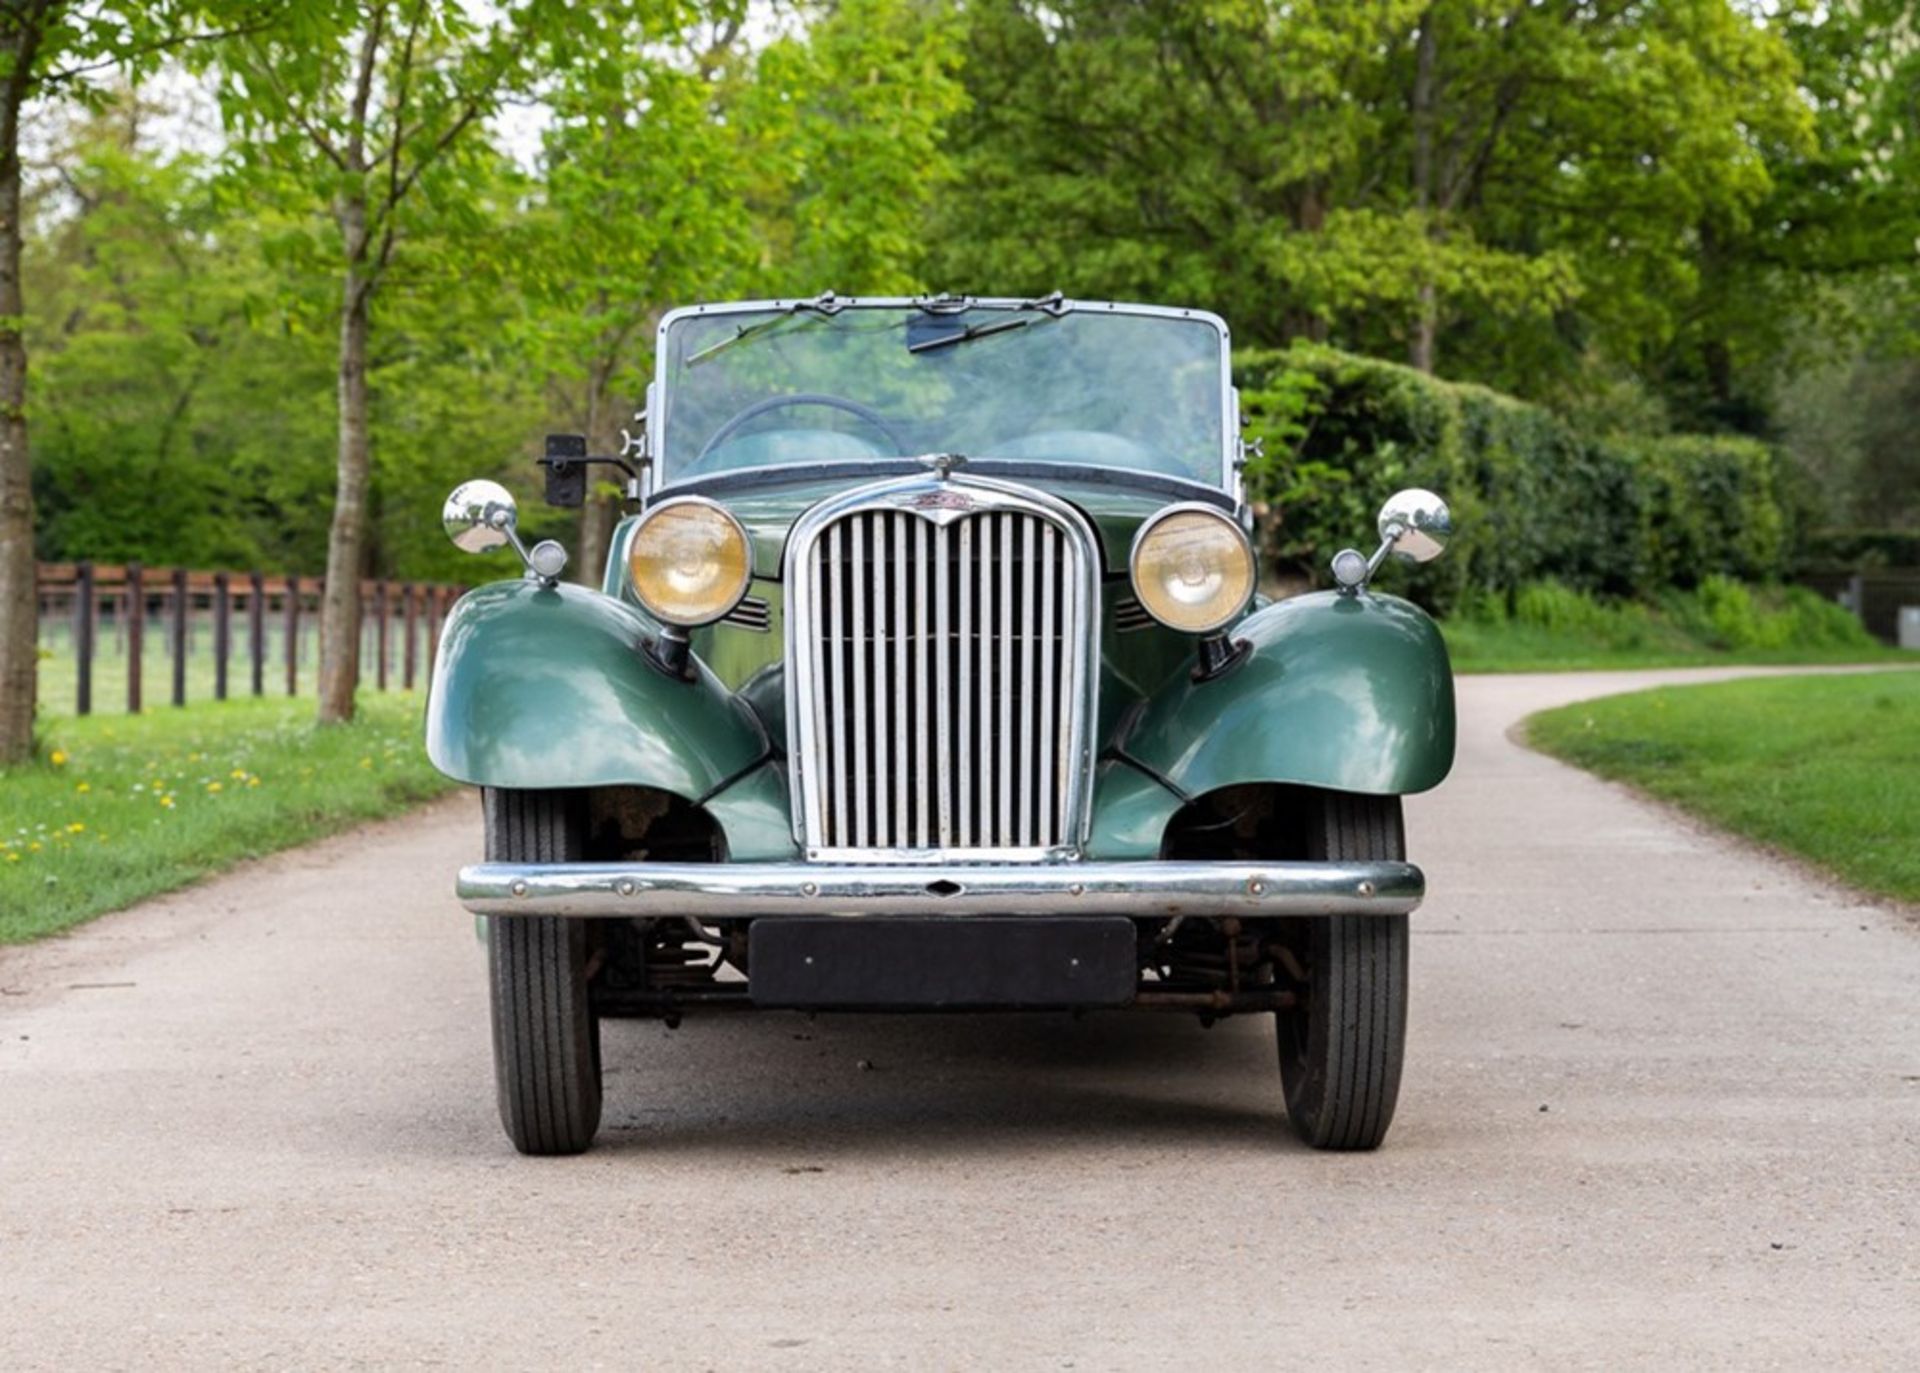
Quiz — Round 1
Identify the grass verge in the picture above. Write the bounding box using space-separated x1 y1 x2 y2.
1 695 456 944
1527 671 1920 904
1443 577 1904 673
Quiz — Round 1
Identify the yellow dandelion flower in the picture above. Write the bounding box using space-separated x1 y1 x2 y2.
66 822 85 834
230 769 248 780
5 852 18 863
28 841 41 851
159 796 175 810
206 781 223 794
75 781 90 794
358 757 373 769
49 750 68 767
246 776 261 789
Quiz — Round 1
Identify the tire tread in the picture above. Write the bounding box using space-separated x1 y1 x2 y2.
1278 792 1409 1152
484 789 601 1155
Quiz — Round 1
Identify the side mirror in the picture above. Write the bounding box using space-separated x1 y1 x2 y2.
542 433 587 508
1377 488 1451 564
443 479 519 553
1330 487 1453 594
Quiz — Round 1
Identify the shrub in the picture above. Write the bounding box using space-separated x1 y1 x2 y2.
1234 344 1797 612
1453 579 1879 661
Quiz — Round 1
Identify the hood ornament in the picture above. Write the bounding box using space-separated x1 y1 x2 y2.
915 452 968 480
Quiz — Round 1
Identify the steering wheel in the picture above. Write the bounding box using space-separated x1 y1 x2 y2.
694 392 908 464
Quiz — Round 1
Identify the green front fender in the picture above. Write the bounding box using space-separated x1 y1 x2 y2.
424 579 767 796
1122 591 1455 799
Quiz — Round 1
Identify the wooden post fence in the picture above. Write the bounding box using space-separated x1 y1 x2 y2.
249 570 266 697
171 567 188 707
74 560 94 716
285 574 300 696
212 572 230 701
126 561 143 715
34 563 462 714
374 580 389 691
402 583 418 690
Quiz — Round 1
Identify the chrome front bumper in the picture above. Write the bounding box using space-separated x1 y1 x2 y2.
456 860 1424 919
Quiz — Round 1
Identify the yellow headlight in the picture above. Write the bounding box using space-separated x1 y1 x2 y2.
626 498 752 627
1129 505 1255 634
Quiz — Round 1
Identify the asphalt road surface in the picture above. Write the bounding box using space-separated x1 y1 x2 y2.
3 668 1915 1369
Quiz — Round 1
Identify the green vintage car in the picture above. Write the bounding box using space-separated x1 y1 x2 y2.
428 293 1456 1156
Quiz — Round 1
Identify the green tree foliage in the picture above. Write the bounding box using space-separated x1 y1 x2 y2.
510 0 967 577
929 0 1821 408
24 104 542 582
10 0 1914 694
1 0 268 762
209 0 594 721
27 106 331 568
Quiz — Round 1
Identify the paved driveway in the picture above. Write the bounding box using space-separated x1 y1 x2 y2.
2 668 1915 1368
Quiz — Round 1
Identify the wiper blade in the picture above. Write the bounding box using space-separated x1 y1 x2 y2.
688 313 817 367
686 292 849 367
907 316 1037 354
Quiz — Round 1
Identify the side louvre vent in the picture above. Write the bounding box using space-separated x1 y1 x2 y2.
721 594 772 632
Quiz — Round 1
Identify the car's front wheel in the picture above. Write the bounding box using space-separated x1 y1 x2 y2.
483 788 602 1155
1274 792 1409 1151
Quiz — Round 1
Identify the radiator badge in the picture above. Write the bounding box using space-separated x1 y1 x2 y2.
911 489 976 512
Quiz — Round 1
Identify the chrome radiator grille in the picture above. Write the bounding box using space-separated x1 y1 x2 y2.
789 490 1095 859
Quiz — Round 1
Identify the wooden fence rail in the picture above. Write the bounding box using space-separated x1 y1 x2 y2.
1800 569 1920 646
34 562 466 716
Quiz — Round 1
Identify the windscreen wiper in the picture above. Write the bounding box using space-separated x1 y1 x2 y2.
907 293 1070 355
687 292 849 367
908 316 1037 354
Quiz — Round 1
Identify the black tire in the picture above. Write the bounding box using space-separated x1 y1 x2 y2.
483 788 602 1155
1275 792 1409 1151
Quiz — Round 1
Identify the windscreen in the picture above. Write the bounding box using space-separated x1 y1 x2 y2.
656 305 1227 486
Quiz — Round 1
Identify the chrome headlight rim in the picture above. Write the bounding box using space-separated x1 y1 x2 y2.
626 495 754 628
1128 501 1256 635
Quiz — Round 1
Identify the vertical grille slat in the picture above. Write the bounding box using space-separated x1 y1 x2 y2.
872 513 892 845
914 517 932 849
799 495 1088 857
934 521 953 848
1038 523 1058 844
850 516 870 848
892 513 911 847
1017 517 1037 847
958 519 976 849
996 513 1014 845
823 522 846 846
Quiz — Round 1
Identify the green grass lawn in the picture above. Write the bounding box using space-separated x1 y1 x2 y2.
0 694 456 944
1441 617 1905 673
1527 671 1920 904
1442 578 1906 673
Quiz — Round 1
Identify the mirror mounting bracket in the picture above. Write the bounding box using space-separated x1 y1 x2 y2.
541 432 641 509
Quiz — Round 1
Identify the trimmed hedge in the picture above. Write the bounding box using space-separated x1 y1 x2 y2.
1235 344 1797 614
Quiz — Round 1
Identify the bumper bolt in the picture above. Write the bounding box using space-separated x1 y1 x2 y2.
616 879 636 897
1249 879 1268 897
1358 880 1376 897
802 881 819 897
1069 883 1084 897
510 880 528 899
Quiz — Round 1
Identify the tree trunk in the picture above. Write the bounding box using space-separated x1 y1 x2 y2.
0 14 46 765
1410 284 1437 374
574 362 632 588
317 201 373 724
1408 7 1439 374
